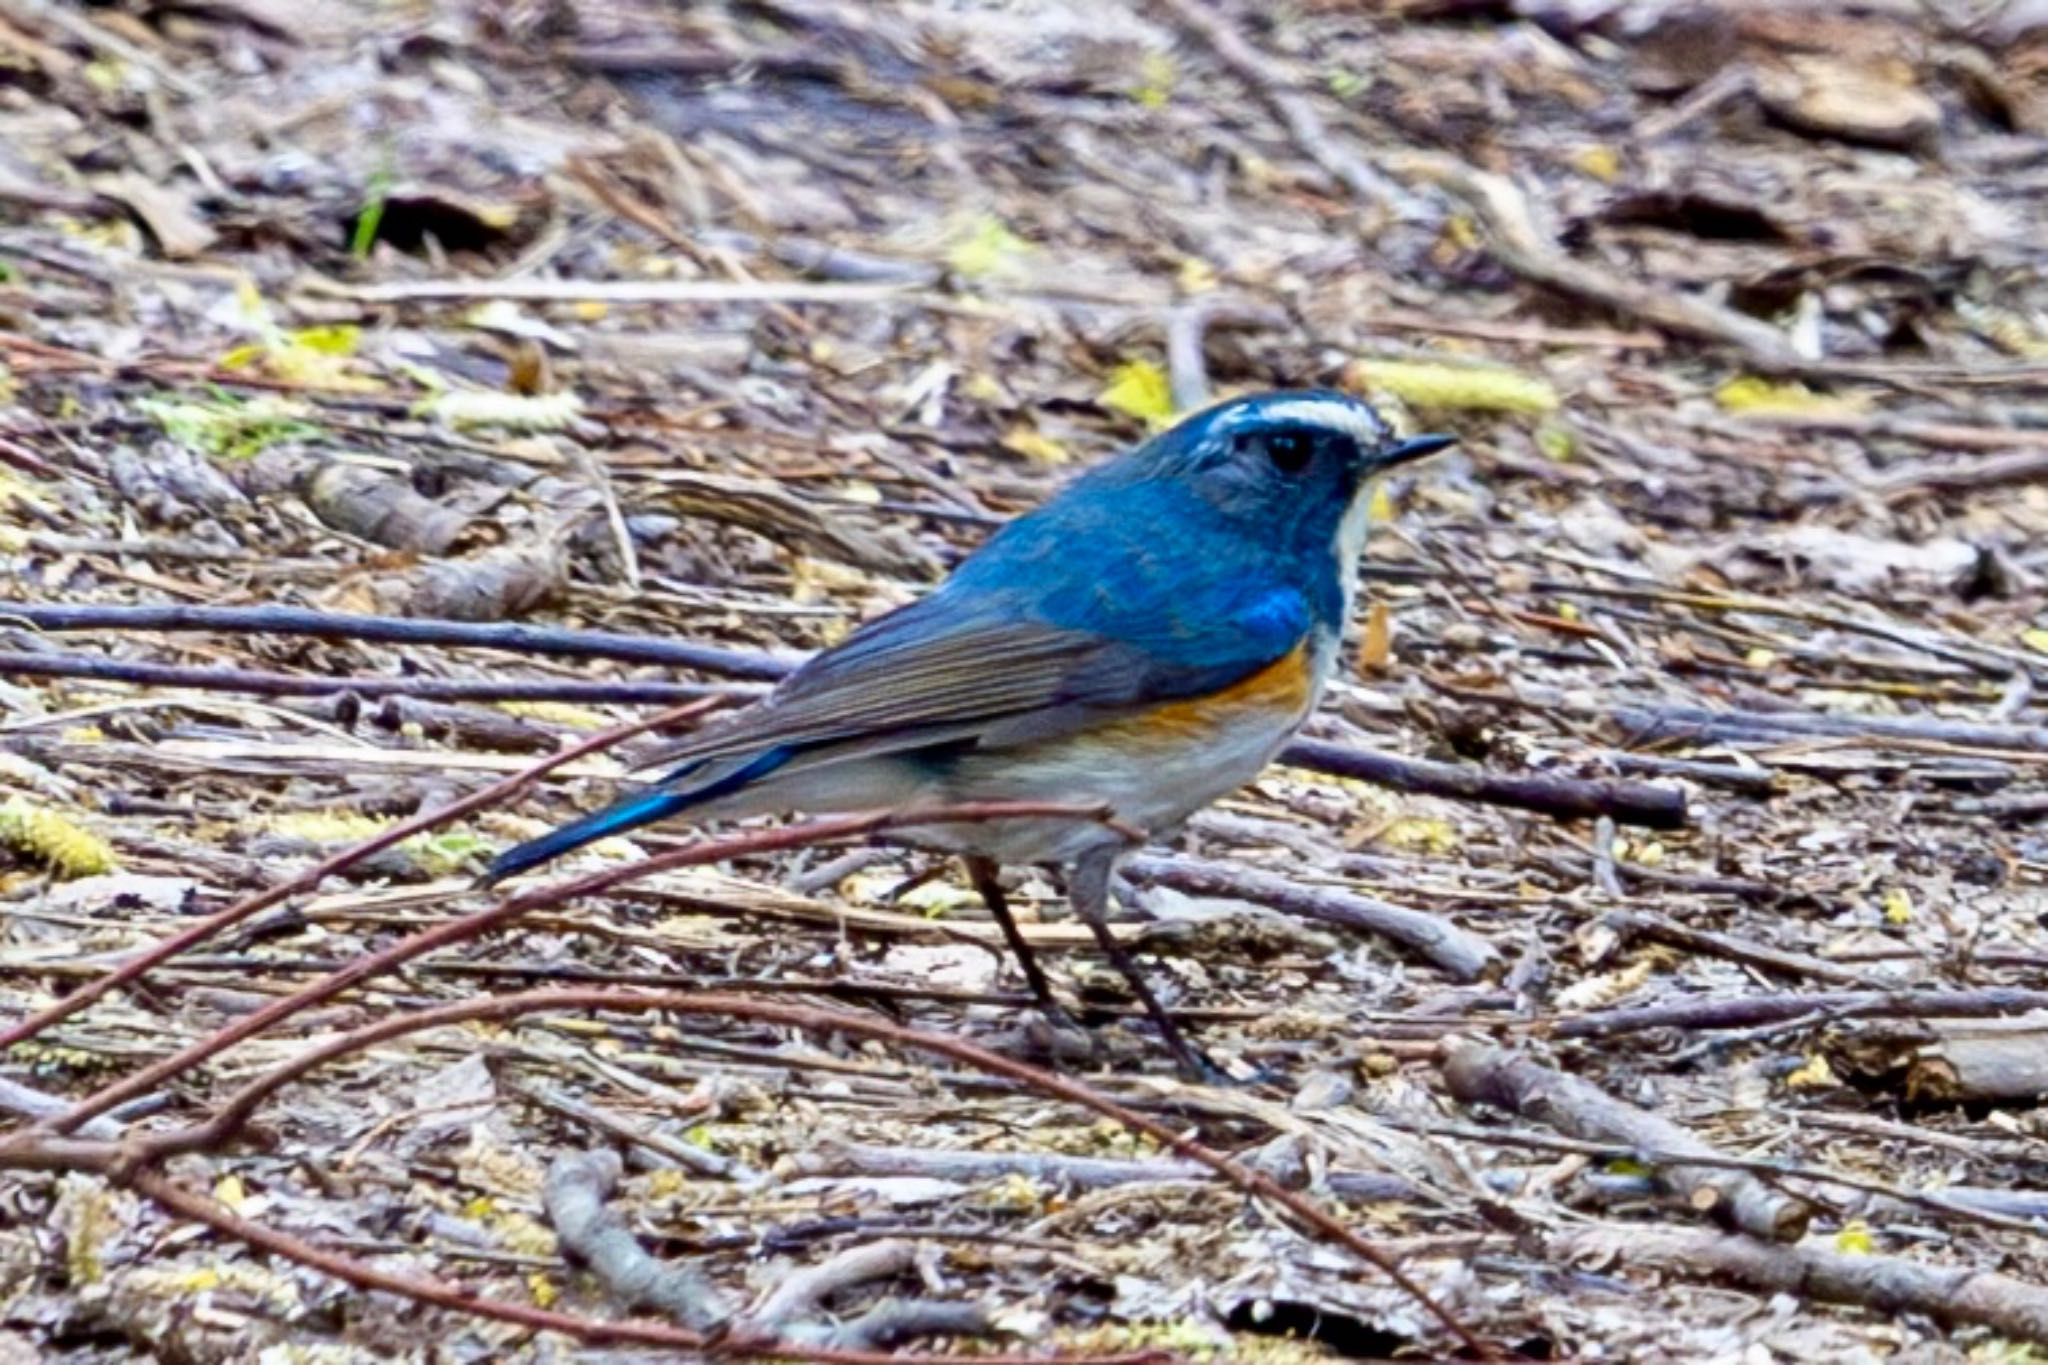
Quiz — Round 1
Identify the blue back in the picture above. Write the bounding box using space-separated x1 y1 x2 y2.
929 389 1387 681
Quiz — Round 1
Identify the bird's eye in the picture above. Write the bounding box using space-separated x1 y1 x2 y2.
1264 430 1312 474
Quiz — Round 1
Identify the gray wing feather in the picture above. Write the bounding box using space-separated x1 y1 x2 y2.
629 609 1154 775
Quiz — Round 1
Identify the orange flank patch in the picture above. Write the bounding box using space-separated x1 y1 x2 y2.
1099 642 1315 744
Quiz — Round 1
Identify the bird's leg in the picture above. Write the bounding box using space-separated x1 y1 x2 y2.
964 855 1063 1014
1068 846 1225 1084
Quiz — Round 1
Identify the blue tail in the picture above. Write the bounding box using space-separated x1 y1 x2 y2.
482 746 795 886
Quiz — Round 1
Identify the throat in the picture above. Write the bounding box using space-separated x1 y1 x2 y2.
1334 484 1375 620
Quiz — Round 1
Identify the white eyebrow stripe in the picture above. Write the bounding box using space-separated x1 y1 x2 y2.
1226 398 1389 446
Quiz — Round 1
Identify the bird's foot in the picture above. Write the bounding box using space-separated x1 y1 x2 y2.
1164 1037 1253 1088
1020 1001 1101 1066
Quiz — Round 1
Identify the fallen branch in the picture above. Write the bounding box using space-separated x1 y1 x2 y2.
0 648 744 705
1385 1115 2035 1233
1553 1224 2048 1344
788 1138 1419 1202
1951 791 2048 820
1442 1040 1812 1241
1387 155 1802 369
1281 738 1688 830
1163 296 1291 411
544 1150 736 1331
1544 988 2048 1042
0 602 796 679
1610 702 2048 755
310 277 916 308
1876 448 2048 500
1599 909 1875 987
750 1239 990 1349
1124 852 1498 982
1834 1014 2048 1106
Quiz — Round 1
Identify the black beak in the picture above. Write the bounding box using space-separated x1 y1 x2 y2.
1376 433 1457 471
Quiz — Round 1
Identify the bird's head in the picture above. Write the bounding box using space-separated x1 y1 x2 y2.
1113 389 1454 549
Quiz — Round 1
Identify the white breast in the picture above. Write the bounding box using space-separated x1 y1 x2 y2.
914 638 1338 866
1334 480 1376 625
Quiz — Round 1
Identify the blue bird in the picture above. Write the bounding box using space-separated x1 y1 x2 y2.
488 390 1454 1077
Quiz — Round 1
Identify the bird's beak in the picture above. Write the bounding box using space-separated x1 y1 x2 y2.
1376 433 1458 472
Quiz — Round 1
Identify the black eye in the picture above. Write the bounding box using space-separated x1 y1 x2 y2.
1264 430 1312 474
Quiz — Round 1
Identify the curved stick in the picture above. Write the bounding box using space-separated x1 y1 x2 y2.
34 801 1125 1136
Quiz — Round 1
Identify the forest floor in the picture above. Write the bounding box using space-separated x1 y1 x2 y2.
4 1 2048 1360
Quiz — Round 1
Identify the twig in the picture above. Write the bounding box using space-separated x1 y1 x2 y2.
1590 749 1779 796
1529 577 2036 683
1163 297 1291 411
1123 852 1498 982
1442 1040 1813 1241
1383 154 1803 369
1554 859 1788 912
1282 738 1688 830
0 603 796 679
788 1138 1418 1201
0 699 723 1056
1634 64 1755 141
749 1240 920 1330
1599 909 1877 987
1151 0 1429 216
750 1239 992 1348
1611 702 2048 755
1551 1224 2048 1344
1880 443 2048 495
1742 410 2048 453
807 1298 995 1352
1382 1117 2040 1234
0 1077 123 1141
567 443 643 591
1545 988 2048 1041
1588 816 1624 898
544 1150 736 1330
505 1074 756 1182
309 278 914 307
641 467 935 576
0 654 737 712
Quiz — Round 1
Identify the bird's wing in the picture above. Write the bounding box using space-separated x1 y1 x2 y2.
628 582 1314 775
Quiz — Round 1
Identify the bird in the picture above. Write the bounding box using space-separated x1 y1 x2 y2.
486 390 1454 1078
